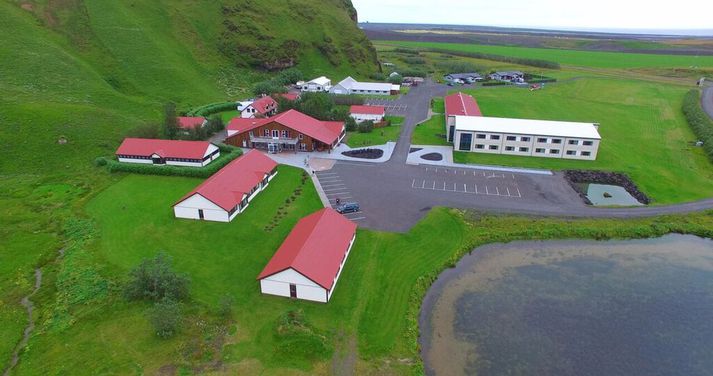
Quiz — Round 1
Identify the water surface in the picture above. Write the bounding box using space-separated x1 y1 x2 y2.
420 235 713 376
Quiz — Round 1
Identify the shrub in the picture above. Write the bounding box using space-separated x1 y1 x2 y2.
163 102 179 139
388 74 403 84
345 116 358 132
333 95 365 106
124 253 190 302
357 120 374 133
149 298 182 339
94 157 107 167
682 89 713 160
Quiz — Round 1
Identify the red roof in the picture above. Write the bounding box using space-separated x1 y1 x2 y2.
116 138 213 159
276 93 300 101
257 208 357 290
249 96 278 115
350 105 385 115
175 150 277 211
444 92 482 117
227 109 344 145
177 117 206 129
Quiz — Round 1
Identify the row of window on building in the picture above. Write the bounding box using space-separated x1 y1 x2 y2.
474 133 594 146
256 129 304 139
352 89 389 94
466 144 591 156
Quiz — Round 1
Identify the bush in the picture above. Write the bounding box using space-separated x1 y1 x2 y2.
357 120 374 133
388 74 403 84
106 144 242 178
482 81 510 86
682 89 713 160
370 72 386 81
345 116 358 132
149 298 182 339
218 295 234 319
94 157 107 167
333 95 365 106
124 253 190 302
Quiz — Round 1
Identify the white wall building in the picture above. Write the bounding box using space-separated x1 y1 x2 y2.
173 150 278 222
257 208 357 303
453 116 601 160
330 76 399 96
298 76 332 92
115 138 220 167
349 105 386 123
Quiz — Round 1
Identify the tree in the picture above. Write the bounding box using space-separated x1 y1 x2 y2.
298 92 335 120
275 68 303 86
328 106 349 121
388 74 403 84
163 102 179 139
149 297 182 339
124 252 190 302
344 116 357 132
357 120 374 133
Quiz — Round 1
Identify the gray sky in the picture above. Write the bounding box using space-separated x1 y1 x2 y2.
352 0 712 32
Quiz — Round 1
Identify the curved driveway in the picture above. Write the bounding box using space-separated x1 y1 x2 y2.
319 80 713 232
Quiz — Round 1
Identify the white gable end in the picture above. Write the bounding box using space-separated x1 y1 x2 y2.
175 194 223 211
263 268 321 288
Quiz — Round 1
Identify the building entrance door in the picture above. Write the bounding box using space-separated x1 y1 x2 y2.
268 143 279 154
289 284 297 298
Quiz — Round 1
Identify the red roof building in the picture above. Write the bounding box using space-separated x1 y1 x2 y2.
241 96 278 118
177 117 206 130
226 109 345 153
444 92 482 143
444 92 482 117
115 138 220 167
173 150 278 222
349 105 386 123
257 208 357 302
276 93 300 101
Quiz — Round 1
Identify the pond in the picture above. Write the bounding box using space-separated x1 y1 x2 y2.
419 235 713 376
583 183 643 206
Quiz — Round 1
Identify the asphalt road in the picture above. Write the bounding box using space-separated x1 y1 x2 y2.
324 80 713 232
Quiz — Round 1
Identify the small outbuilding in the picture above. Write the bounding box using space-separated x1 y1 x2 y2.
241 96 278 119
257 208 357 303
349 105 386 123
115 138 220 167
173 150 277 222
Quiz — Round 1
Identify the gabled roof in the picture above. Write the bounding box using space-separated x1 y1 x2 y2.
177 117 206 129
446 72 482 79
116 138 214 159
257 208 357 290
336 76 392 91
308 76 331 86
226 118 270 134
248 96 277 115
445 92 482 117
494 71 524 76
174 150 277 211
276 93 300 101
350 105 385 115
226 110 344 145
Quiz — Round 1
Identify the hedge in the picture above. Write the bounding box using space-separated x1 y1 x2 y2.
481 81 510 86
102 144 243 178
682 89 713 160
423 47 560 69
186 102 236 117
332 95 365 106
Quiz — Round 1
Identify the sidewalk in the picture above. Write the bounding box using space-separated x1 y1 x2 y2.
406 144 553 176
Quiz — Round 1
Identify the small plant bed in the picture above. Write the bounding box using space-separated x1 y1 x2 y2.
264 171 310 232
409 147 423 153
342 148 384 159
420 153 443 161
563 170 651 205
99 144 242 178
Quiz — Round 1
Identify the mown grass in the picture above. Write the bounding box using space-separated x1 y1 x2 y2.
380 41 713 69
12 166 713 374
344 116 404 147
412 98 449 146
447 77 713 204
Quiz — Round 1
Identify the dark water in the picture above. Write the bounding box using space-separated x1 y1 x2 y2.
420 235 713 376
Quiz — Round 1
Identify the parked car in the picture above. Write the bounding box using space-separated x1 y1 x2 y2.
336 202 360 214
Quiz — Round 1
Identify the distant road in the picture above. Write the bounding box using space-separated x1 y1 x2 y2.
702 82 713 121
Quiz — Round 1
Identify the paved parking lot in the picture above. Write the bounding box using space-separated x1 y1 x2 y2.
411 166 522 198
315 170 366 222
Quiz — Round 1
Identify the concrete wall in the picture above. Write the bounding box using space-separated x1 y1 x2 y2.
350 113 384 123
453 130 599 161
260 268 328 303
118 157 153 164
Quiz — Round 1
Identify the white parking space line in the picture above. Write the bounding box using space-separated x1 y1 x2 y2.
322 183 346 188
324 188 350 193
409 179 522 198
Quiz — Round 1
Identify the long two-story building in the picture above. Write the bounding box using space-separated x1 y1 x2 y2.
452 116 601 160
225 109 345 153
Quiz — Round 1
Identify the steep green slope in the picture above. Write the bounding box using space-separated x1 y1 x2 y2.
0 0 376 370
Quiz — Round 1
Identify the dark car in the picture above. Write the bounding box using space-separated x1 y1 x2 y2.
336 202 360 214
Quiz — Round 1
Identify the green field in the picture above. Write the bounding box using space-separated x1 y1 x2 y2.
379 41 713 69
344 116 404 147
412 99 450 146
448 78 713 204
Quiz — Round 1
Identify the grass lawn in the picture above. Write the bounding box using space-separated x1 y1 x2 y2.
380 41 713 69
450 77 713 204
412 98 450 146
220 110 240 123
344 116 404 147
14 165 713 374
